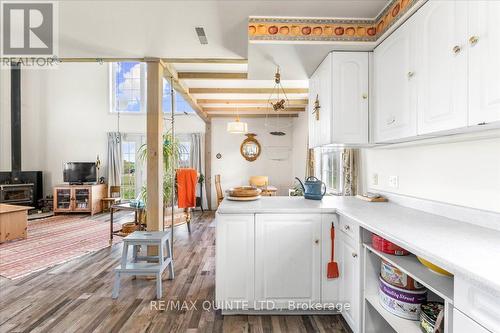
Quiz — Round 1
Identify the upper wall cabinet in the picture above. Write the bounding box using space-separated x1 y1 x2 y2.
468 0 500 125
415 0 468 134
373 0 500 143
308 52 369 148
373 17 417 143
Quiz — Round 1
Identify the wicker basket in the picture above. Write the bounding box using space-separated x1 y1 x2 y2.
122 222 137 234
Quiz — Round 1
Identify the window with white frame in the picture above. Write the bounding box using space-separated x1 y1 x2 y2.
319 148 343 194
110 62 197 114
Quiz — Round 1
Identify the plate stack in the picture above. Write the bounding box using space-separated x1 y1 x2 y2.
226 186 262 201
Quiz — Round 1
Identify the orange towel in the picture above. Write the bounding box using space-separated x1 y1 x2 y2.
177 168 197 208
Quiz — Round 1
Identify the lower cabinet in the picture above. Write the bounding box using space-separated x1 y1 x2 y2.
338 220 362 333
255 214 322 308
215 213 255 308
453 309 491 333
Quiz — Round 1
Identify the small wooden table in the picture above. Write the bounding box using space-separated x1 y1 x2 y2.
0 204 33 243
109 202 145 245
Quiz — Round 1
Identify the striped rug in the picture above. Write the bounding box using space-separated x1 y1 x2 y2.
0 213 126 280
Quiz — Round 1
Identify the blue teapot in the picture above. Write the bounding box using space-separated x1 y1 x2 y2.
295 176 327 200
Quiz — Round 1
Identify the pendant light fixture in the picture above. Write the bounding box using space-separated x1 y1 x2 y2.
265 66 292 136
227 105 248 134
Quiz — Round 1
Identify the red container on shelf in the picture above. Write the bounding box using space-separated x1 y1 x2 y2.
372 234 410 256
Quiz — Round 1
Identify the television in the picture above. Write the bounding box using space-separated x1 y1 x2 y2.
63 162 97 184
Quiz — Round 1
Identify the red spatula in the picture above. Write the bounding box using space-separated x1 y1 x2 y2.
327 222 339 279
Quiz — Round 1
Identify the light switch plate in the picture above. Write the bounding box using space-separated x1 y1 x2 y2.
389 175 399 189
372 173 378 186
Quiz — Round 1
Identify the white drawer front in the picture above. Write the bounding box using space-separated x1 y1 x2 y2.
338 216 359 243
453 309 491 333
454 275 500 333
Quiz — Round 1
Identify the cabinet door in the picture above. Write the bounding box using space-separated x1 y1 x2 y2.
318 54 333 146
54 188 72 212
332 52 369 143
308 70 320 148
454 309 491 333
468 0 500 125
416 1 468 134
73 187 91 211
373 17 417 142
255 214 321 308
215 214 254 308
339 235 360 333
321 214 340 304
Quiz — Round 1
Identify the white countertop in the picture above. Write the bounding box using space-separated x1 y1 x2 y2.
218 196 500 294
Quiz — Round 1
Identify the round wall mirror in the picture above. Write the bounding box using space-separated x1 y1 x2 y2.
240 133 261 162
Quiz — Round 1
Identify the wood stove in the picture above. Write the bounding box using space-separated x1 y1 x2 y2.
0 184 34 205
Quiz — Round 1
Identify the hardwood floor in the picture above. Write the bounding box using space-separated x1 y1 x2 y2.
0 211 351 333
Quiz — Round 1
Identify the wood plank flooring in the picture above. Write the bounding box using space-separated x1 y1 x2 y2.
0 211 351 333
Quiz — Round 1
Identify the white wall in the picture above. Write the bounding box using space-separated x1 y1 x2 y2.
292 111 309 180
361 135 500 213
0 63 206 195
210 117 296 208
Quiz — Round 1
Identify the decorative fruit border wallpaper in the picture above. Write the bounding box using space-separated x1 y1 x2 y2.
248 0 418 42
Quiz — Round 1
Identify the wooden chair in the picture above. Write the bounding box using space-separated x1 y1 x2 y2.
249 176 268 188
102 185 122 212
215 175 224 207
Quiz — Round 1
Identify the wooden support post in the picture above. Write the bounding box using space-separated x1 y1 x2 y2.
146 60 164 231
204 122 212 210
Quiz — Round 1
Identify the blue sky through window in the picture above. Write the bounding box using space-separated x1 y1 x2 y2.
114 62 196 114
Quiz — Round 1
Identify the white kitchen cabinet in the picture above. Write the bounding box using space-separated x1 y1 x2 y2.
338 222 361 333
332 52 369 144
453 309 491 333
215 213 254 308
321 214 340 304
255 214 321 308
415 0 468 134
468 0 500 125
309 52 369 147
373 15 418 143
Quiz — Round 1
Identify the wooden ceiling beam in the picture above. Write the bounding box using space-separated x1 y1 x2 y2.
162 58 247 64
158 59 209 123
208 114 298 118
190 88 308 94
197 98 308 105
178 72 248 80
204 107 305 113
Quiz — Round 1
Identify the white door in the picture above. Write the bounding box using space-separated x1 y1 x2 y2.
215 213 254 308
255 214 321 308
468 0 500 125
416 1 468 134
373 15 417 142
308 69 320 148
454 309 491 333
339 234 360 332
318 54 333 146
332 52 369 143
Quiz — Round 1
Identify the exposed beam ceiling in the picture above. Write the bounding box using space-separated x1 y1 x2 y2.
163 58 248 64
209 114 298 118
178 72 247 80
189 88 308 94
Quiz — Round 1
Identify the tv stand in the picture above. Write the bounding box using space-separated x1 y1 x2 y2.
53 184 107 215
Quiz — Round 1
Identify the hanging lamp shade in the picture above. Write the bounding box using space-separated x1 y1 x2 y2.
227 118 248 134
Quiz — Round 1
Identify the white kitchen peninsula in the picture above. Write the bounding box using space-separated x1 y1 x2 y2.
215 196 500 333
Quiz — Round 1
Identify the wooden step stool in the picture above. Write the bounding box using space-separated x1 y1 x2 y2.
112 231 174 299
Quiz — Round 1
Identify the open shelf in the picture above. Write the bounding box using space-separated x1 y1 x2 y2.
363 243 453 303
365 294 421 333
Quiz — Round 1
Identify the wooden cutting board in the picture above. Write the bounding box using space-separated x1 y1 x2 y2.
356 195 388 202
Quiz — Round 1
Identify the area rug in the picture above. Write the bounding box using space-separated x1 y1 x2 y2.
0 214 122 280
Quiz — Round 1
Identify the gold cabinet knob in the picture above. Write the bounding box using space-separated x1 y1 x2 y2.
314 239 320 244
362 94 368 100
453 45 462 54
469 36 479 46
352 253 358 258
407 71 415 78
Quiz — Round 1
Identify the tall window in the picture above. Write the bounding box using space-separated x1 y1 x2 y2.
111 62 196 114
121 141 137 199
178 141 191 168
320 148 343 194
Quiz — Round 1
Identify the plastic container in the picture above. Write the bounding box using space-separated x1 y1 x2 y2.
372 234 410 256
381 260 424 290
